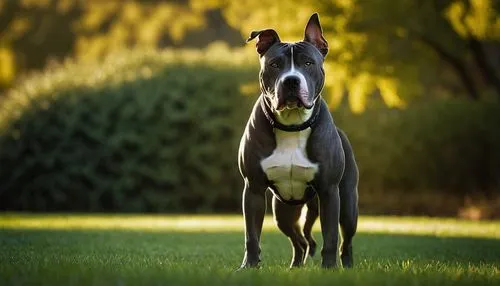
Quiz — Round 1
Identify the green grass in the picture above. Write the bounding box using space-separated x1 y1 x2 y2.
0 214 499 285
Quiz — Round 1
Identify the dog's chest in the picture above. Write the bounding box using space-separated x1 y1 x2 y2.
260 128 319 201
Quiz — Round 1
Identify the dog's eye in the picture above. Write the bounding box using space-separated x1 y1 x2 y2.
270 62 279 68
305 61 313 66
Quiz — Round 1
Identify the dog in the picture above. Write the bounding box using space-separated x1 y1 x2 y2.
237 13 359 269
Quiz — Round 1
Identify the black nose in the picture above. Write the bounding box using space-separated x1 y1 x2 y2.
283 76 300 90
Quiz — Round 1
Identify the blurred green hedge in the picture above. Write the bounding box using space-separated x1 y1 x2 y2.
0 48 499 215
0 48 256 212
335 101 500 216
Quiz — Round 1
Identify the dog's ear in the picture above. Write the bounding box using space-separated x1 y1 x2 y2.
304 13 328 57
246 29 281 56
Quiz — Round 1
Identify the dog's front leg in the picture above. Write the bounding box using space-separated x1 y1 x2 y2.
318 185 340 268
240 179 267 269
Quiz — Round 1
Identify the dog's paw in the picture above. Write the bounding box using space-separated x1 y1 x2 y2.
321 259 339 269
340 245 353 268
341 253 353 268
237 257 261 271
236 263 261 271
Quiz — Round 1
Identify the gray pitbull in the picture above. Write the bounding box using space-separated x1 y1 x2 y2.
238 13 359 269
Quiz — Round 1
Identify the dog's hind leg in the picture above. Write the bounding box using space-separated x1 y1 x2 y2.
337 128 359 268
272 196 309 267
303 195 319 257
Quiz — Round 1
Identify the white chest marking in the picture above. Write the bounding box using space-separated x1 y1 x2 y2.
260 127 318 201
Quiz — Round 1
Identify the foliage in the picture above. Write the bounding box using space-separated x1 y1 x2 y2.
335 99 500 197
3 0 499 112
0 214 499 286
0 46 257 212
336 99 500 217
213 0 500 111
0 0 242 90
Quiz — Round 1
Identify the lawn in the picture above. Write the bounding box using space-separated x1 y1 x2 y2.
0 214 499 285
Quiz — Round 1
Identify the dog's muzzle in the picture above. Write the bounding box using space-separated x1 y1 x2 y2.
277 75 310 110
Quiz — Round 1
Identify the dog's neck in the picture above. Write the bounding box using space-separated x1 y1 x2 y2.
275 108 313 126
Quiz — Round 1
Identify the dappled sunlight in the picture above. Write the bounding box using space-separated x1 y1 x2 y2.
0 214 250 233
0 47 15 86
446 0 500 39
377 77 406 108
0 214 498 239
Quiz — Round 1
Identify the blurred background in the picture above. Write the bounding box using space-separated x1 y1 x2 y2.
0 0 499 219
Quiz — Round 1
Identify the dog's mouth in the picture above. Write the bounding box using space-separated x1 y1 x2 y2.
282 97 302 109
275 95 313 111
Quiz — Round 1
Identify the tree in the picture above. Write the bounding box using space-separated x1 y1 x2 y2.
211 0 500 112
0 0 242 92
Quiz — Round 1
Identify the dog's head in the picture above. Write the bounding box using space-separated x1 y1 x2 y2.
247 13 328 114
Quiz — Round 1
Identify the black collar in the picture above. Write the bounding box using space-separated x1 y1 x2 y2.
260 95 321 132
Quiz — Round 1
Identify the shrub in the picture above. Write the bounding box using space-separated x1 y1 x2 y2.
335 100 500 215
0 48 257 212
